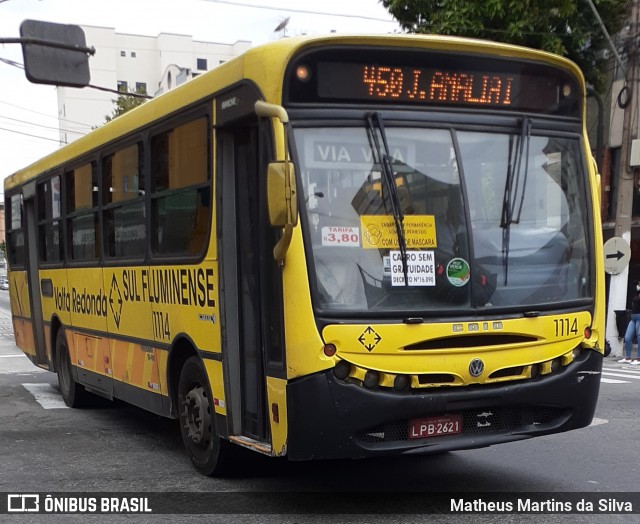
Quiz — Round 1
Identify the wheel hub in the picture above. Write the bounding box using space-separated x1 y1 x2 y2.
181 386 212 445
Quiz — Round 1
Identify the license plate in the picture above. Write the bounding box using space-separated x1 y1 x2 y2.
408 414 463 439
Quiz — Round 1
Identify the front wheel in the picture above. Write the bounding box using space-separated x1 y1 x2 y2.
55 328 90 408
178 356 231 476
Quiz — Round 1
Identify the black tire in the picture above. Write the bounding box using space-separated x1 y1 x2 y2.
55 328 90 408
178 356 231 476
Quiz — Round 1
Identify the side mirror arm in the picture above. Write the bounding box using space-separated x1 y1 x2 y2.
255 101 298 265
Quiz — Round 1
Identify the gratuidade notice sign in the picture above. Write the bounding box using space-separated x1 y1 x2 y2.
1 492 639 514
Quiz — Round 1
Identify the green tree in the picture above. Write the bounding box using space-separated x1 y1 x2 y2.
381 0 628 91
104 87 149 123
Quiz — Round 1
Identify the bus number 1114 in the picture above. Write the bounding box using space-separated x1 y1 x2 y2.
153 311 171 340
554 317 578 337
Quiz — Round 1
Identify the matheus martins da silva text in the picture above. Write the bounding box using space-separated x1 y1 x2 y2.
451 497 634 513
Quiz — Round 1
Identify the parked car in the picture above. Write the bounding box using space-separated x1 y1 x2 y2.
0 278 9 291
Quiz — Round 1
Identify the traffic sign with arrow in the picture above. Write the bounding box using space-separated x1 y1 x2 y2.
604 236 631 275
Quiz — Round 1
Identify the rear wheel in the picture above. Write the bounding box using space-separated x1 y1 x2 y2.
178 356 231 475
55 328 90 408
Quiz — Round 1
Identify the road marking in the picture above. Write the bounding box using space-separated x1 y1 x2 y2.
601 378 630 384
589 417 608 427
0 354 27 358
603 366 640 373
602 371 640 380
22 383 68 409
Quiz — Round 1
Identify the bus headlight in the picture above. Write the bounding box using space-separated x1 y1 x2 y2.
333 360 352 380
393 374 411 391
363 370 380 389
530 364 540 379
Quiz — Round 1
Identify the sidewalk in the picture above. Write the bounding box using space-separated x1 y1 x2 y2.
0 301 14 344
603 354 640 367
0 306 36 373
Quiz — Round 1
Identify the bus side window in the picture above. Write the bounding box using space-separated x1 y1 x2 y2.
102 143 146 258
7 193 25 268
150 117 211 256
37 175 63 263
66 162 99 261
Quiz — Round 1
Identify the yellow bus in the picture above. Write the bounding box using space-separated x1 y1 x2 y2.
5 34 605 475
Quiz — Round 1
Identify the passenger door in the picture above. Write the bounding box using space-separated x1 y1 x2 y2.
217 86 286 443
21 183 48 366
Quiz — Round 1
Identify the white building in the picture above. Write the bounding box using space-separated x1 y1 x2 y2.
57 25 251 145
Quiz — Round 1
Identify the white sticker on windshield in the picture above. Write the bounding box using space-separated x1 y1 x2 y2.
390 250 436 287
321 226 360 247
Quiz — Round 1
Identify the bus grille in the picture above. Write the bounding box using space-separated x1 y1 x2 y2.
356 406 567 444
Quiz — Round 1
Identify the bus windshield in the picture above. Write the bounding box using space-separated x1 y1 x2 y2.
296 125 591 314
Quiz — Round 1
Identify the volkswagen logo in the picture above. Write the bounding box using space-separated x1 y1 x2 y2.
469 358 484 377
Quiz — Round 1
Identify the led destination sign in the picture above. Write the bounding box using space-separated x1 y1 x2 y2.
359 65 514 106
317 61 571 113
286 49 580 116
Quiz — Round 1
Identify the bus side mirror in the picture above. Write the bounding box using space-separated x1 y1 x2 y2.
255 101 298 264
267 161 297 227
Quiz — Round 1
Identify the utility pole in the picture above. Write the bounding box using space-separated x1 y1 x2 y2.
607 0 640 356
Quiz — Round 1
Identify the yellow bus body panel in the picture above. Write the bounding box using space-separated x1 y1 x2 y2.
204 359 226 416
266 376 288 455
323 311 594 385
281 227 330 379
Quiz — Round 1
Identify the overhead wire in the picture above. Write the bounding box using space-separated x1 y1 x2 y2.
201 0 396 23
0 113 86 133
201 1 588 38
0 126 62 143
0 99 94 129
0 56 23 69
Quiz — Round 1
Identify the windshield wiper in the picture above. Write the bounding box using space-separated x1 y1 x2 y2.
500 117 531 285
365 112 409 287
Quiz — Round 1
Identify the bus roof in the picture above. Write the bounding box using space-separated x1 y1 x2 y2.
4 33 584 191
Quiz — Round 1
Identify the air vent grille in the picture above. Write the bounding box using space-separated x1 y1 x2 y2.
404 334 537 351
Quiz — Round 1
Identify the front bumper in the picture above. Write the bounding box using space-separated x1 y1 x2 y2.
286 348 602 460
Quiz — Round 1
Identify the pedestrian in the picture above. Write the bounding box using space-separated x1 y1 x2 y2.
620 281 640 364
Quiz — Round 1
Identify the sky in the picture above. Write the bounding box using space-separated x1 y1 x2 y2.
0 0 400 190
